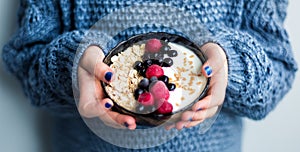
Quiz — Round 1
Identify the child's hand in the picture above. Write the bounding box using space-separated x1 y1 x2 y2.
166 43 228 130
77 46 137 130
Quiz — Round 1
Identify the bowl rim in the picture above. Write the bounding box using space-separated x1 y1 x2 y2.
101 32 210 118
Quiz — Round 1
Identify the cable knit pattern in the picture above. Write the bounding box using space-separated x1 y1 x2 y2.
2 0 297 151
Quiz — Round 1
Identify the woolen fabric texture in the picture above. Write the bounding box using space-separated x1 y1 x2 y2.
2 0 297 151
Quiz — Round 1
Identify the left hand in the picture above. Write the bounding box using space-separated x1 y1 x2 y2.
166 42 228 130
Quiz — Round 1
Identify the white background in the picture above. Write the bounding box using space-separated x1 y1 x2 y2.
0 0 299 152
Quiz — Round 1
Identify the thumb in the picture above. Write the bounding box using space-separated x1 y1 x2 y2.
201 43 227 78
80 46 114 83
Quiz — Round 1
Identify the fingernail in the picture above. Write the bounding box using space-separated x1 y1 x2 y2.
197 108 202 111
104 102 112 108
124 122 129 128
105 72 113 81
204 66 212 76
188 117 193 121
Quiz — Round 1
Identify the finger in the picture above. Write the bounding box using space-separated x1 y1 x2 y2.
200 43 227 77
181 106 219 122
164 124 176 130
104 110 137 130
175 121 187 130
184 120 204 128
80 46 114 83
192 68 227 111
78 67 113 118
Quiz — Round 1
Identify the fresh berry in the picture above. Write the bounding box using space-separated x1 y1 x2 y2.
167 83 176 91
142 52 152 61
159 75 169 84
152 58 164 66
138 78 150 89
138 68 146 77
138 92 155 106
135 104 146 113
161 45 171 52
151 52 164 60
143 59 153 68
145 39 163 53
145 64 164 79
157 101 173 114
134 88 144 100
162 58 173 67
133 61 143 70
150 81 170 100
167 50 178 57
149 76 158 83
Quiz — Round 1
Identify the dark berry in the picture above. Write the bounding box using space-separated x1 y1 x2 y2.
167 50 178 57
138 78 150 89
161 45 171 52
143 59 153 68
134 88 144 100
152 58 164 66
146 106 157 113
159 75 169 84
136 104 146 113
167 83 176 91
149 76 158 83
151 52 164 61
142 52 152 61
162 58 173 67
133 61 143 70
138 68 146 77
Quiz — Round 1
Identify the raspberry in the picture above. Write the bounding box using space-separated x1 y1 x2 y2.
145 39 163 53
145 64 164 79
157 101 173 114
150 81 170 100
138 92 154 106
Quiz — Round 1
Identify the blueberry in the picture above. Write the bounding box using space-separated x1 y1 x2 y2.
138 68 146 77
152 58 164 66
138 78 150 89
134 88 144 100
159 75 169 84
133 61 143 70
151 52 164 60
149 76 158 83
167 50 178 57
161 45 171 52
162 58 173 67
143 52 152 61
146 106 157 113
136 104 146 113
143 59 153 68
167 83 176 91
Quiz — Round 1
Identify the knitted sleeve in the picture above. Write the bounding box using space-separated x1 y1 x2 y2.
212 0 297 120
1 0 110 117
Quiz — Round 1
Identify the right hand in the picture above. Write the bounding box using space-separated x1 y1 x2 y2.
77 46 137 130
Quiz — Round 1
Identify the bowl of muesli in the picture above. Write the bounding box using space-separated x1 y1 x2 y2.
102 32 210 126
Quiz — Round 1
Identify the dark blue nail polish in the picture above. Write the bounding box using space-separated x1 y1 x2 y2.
204 66 212 76
124 122 129 128
197 108 202 111
188 118 193 121
105 102 112 108
105 72 113 81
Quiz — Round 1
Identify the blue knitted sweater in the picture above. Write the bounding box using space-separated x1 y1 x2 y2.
2 0 297 151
